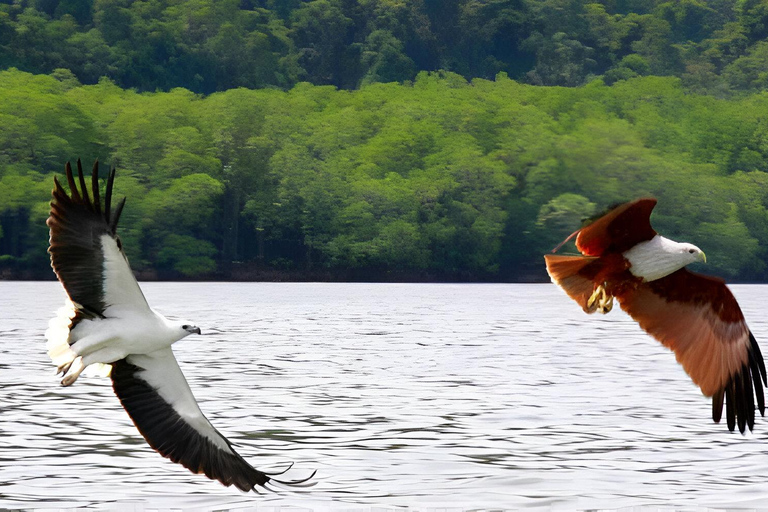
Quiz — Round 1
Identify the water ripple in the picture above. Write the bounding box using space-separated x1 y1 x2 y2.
1 282 768 510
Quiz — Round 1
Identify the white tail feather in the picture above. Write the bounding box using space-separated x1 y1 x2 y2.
46 300 111 378
46 300 76 367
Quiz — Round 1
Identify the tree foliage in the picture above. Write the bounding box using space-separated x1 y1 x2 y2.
3 0 768 93
2 68 768 280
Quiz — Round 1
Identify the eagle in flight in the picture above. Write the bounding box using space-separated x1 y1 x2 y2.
545 198 766 433
45 160 313 491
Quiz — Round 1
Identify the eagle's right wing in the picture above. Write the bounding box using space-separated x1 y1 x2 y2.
47 160 149 318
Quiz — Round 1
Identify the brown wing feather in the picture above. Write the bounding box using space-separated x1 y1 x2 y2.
616 268 766 432
573 198 658 256
544 255 600 312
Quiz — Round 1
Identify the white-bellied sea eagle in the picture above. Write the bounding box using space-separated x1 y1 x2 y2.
45 160 313 491
545 198 766 433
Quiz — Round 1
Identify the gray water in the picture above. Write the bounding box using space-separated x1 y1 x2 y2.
2 282 768 511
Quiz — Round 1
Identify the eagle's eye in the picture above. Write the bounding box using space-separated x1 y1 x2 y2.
688 249 696 254
182 324 189 329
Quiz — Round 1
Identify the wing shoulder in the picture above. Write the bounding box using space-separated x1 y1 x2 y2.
573 198 658 256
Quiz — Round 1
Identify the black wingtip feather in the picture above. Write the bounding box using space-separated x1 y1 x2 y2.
712 389 724 423
52 175 65 196
751 354 765 416
716 332 766 433
91 160 101 215
266 461 294 477
76 159 92 209
51 159 125 234
725 384 736 432
111 197 126 234
750 332 767 386
747 364 756 429
273 468 317 488
48 159 127 318
64 162 82 203
104 167 115 226
735 372 748 433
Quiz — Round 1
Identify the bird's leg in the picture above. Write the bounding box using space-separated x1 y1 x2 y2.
60 356 84 387
57 359 74 376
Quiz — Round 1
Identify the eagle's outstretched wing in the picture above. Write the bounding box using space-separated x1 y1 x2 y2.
47 159 148 319
617 268 767 433
112 348 314 491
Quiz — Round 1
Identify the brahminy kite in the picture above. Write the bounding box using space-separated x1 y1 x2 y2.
46 160 313 491
544 198 766 433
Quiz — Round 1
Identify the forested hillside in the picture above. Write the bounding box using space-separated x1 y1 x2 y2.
3 68 768 281
4 0 768 95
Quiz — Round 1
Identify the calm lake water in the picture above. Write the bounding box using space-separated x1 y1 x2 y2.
3 282 768 511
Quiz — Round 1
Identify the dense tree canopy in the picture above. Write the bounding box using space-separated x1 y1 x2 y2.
3 0 768 94
2 68 768 281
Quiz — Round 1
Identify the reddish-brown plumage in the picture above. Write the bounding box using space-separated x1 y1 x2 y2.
544 198 766 433
615 270 748 397
575 198 658 256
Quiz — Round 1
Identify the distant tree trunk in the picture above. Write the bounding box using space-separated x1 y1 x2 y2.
0 209 29 258
305 240 313 270
220 185 240 272
256 218 265 261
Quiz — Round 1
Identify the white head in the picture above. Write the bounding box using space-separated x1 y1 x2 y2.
174 321 202 338
624 235 707 282
677 242 707 265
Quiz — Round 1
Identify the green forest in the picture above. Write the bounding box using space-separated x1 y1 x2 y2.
8 0 768 95
3 0 768 281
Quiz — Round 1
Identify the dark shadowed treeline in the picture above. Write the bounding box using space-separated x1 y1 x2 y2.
4 0 768 95
2 68 768 281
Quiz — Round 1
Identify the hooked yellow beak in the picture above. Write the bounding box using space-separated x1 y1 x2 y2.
700 251 707 263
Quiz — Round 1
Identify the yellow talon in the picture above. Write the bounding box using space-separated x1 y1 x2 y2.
587 286 603 310
599 294 613 314
587 284 613 314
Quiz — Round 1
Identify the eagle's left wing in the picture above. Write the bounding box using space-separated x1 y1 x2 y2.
617 268 767 433
111 348 312 491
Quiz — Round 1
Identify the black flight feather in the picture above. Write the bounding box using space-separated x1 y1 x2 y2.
76 159 91 209
65 162 81 203
750 352 765 416
91 160 101 215
104 167 115 226
751 331 767 386
725 383 736 432
735 371 747 433
746 365 755 428
47 159 127 320
715 332 766 433
111 197 126 234
111 356 315 491
712 389 724 424
110 359 271 492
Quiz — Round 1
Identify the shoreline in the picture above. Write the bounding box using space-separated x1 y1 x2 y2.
1 266 549 283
